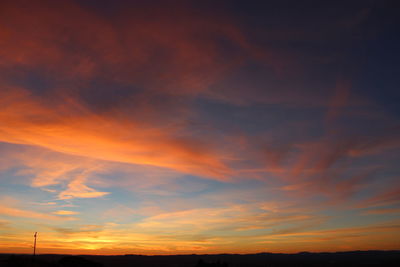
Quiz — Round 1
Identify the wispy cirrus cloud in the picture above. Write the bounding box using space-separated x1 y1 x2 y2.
0 88 231 179
0 203 75 221
52 210 80 215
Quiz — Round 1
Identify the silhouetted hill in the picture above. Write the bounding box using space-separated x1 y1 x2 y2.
1 250 399 267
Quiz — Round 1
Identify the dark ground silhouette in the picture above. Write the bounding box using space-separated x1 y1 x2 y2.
1 251 399 267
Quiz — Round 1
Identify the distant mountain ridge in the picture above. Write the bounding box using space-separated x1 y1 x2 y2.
1 250 399 267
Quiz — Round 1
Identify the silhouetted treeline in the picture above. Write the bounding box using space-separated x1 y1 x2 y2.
1 251 399 267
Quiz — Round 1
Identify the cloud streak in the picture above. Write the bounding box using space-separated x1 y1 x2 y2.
0 88 231 179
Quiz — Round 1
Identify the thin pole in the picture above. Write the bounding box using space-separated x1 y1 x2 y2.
33 232 37 256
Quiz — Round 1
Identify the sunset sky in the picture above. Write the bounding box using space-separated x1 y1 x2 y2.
0 0 399 255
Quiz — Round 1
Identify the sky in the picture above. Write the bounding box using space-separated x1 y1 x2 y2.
0 0 399 255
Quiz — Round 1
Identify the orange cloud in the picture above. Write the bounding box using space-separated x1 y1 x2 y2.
0 204 73 221
0 142 112 200
0 88 231 180
0 0 264 185
58 174 110 200
52 210 80 215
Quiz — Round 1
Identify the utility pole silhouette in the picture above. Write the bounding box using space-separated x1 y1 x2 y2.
33 232 37 256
